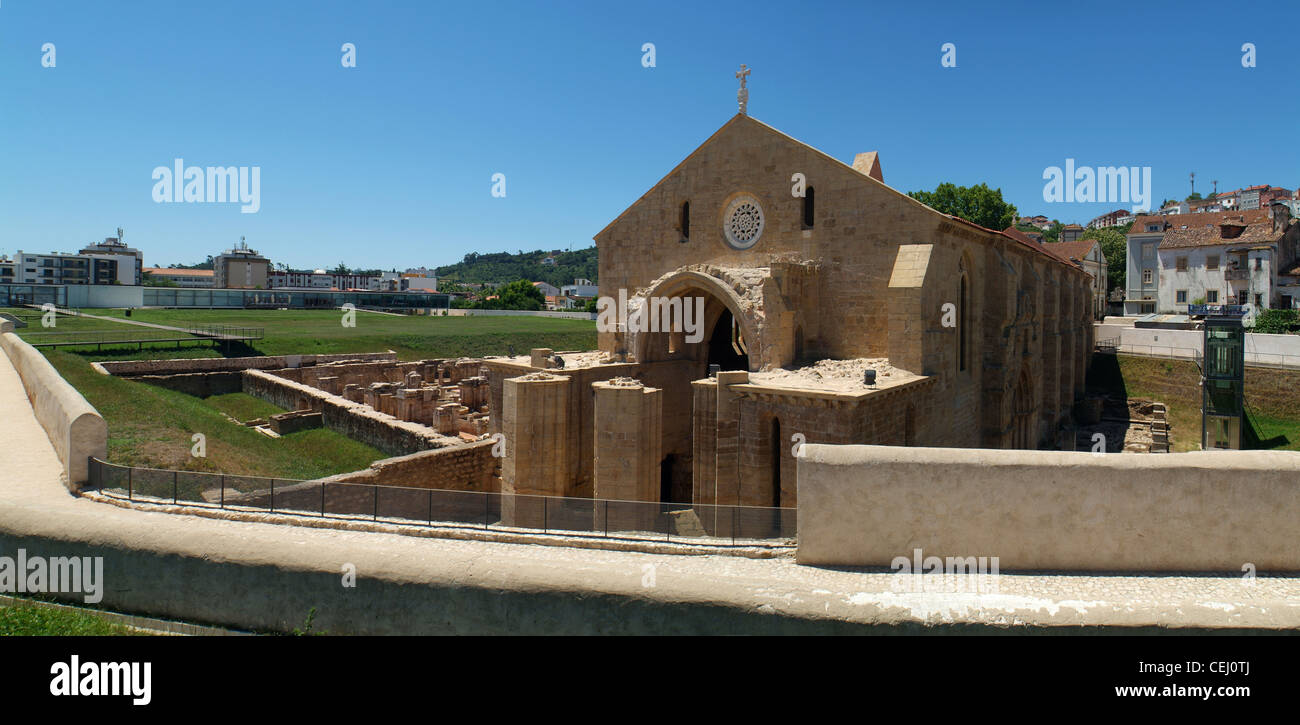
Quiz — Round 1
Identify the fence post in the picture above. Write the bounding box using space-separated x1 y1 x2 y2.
731 506 736 546
270 479 275 513
172 470 178 504
322 483 326 517
543 496 548 534
220 474 225 509
603 499 608 537
373 486 378 521
427 489 432 526
128 466 132 501
484 492 489 529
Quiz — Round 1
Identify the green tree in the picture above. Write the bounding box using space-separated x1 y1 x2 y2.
1186 192 1203 202
1043 221 1065 244
907 182 1018 231
491 279 545 311
331 262 350 275
1081 227 1127 293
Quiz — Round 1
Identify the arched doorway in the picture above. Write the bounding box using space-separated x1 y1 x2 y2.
633 270 759 373
707 307 749 372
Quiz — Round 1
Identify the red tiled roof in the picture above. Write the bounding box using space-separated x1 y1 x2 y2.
1143 209 1277 249
1128 209 1271 238
1045 239 1100 263
1001 226 1081 268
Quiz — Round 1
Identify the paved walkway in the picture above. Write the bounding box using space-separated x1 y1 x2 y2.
2 345 1299 632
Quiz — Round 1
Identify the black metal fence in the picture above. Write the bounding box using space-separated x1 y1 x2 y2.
186 324 264 340
87 458 796 545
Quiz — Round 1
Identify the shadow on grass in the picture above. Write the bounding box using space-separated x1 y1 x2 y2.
63 341 267 360
1243 406 1290 449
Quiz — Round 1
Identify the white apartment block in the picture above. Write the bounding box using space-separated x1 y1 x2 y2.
7 250 135 286
1123 205 1300 315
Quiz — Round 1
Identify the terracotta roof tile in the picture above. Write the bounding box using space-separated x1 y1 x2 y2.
1044 239 1100 263
1147 209 1276 249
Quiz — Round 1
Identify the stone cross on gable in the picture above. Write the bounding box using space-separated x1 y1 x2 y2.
736 64 750 115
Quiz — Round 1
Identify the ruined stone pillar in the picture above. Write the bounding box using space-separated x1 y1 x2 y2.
501 372 570 528
592 378 662 532
459 376 488 410
530 348 554 369
713 370 749 506
691 378 718 506
433 403 460 435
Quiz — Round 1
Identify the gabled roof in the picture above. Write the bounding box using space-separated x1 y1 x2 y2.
1128 209 1271 238
1002 227 1081 268
1151 209 1275 249
1045 239 1101 264
595 114 1084 274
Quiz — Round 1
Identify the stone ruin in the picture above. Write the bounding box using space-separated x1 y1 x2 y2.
315 358 491 439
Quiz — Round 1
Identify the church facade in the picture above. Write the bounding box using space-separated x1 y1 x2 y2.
484 113 1094 514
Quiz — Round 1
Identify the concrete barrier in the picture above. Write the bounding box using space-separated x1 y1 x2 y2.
0 332 107 491
796 444 1300 571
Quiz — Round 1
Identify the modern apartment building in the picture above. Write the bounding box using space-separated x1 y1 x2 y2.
270 270 379 290
79 237 144 285
214 241 270 289
7 250 130 286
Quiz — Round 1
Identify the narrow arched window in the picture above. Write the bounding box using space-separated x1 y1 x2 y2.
680 201 690 241
959 273 969 372
802 187 815 229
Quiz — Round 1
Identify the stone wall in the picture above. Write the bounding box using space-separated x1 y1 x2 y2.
592 379 662 531
796 443 1300 571
97 352 396 377
0 330 107 490
486 357 698 500
593 115 1092 454
242 369 460 457
122 371 244 397
693 372 937 509
315 440 498 492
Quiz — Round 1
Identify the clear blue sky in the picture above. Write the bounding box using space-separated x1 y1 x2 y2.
1 0 1295 270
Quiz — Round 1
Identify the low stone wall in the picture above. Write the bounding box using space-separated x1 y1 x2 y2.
315 440 498 491
242 369 458 457
226 441 500 517
97 351 397 377
0 331 107 490
796 444 1300 571
123 371 244 397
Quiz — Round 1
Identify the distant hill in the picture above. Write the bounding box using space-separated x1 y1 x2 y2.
434 247 597 288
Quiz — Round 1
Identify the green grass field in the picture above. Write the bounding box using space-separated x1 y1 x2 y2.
12 308 597 475
82 308 597 360
1088 354 1300 452
0 602 144 636
43 349 388 476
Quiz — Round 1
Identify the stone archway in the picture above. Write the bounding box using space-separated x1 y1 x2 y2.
632 269 763 373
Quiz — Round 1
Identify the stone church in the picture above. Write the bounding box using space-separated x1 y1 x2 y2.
483 109 1094 516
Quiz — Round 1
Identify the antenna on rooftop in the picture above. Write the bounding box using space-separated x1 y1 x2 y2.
1190 171 1196 197
1212 180 1219 196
